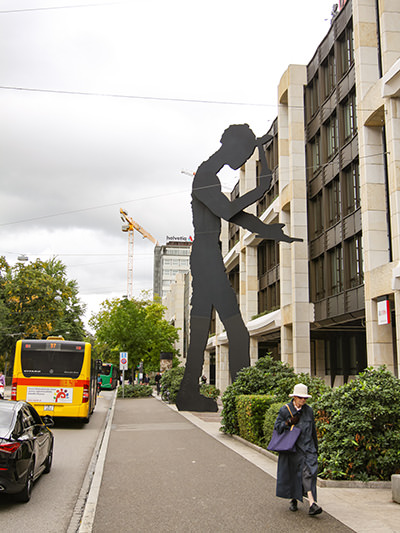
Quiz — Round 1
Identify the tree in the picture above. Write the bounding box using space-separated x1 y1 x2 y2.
89 295 179 372
0 256 86 365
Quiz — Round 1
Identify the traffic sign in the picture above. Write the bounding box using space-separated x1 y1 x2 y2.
120 351 128 370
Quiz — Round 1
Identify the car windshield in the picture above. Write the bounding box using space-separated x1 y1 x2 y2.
0 408 14 436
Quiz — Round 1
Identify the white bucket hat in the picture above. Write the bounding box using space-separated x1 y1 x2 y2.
289 383 312 398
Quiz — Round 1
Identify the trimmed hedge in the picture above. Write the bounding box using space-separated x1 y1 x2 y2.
236 395 276 445
117 384 153 398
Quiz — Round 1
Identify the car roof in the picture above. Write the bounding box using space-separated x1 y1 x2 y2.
0 400 26 412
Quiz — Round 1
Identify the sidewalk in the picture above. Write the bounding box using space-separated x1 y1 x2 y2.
175 400 399 533
88 394 396 533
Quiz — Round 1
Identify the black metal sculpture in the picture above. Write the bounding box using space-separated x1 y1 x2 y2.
176 124 301 412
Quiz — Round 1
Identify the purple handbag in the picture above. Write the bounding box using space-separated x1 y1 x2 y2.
267 404 301 453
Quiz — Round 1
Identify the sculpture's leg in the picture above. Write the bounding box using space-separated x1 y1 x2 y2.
176 315 218 412
221 313 250 382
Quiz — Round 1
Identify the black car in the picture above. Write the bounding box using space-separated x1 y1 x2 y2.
0 401 54 502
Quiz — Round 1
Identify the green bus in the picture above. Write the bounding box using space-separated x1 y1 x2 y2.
99 363 119 390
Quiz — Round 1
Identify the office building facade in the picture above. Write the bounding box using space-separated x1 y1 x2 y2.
203 0 400 392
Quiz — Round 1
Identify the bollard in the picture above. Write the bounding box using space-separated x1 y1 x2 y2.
392 474 400 504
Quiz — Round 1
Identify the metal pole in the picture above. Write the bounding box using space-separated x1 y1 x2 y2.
122 369 125 398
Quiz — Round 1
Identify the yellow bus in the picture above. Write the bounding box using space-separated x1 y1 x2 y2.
12 337 100 423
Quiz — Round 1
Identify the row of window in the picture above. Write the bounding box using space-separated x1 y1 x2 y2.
308 91 357 175
307 23 354 119
310 160 360 238
311 233 363 301
163 259 189 267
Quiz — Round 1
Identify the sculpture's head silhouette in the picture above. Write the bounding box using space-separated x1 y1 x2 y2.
219 124 257 170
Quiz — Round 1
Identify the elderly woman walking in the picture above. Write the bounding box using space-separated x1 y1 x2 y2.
274 383 322 515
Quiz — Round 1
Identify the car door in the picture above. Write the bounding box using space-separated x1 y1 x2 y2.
26 405 50 471
20 406 38 473
13 409 30 482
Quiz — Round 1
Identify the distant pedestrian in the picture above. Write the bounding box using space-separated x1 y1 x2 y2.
201 375 207 385
273 383 322 516
143 374 150 385
155 372 162 395
97 374 102 395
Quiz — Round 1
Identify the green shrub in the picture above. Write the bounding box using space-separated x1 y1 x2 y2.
117 384 153 398
262 402 283 451
221 356 296 435
160 366 185 403
200 384 220 400
315 366 400 481
236 395 276 445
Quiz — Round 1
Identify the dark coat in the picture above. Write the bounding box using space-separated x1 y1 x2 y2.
274 400 318 502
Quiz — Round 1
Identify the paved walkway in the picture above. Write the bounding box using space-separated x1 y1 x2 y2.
91 396 357 533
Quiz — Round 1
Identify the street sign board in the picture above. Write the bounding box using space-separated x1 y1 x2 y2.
120 351 128 370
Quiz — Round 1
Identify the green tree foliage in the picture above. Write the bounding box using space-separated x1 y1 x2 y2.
89 295 179 373
0 256 86 368
315 366 400 481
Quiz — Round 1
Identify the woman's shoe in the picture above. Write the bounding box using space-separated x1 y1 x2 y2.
289 499 297 512
309 503 322 515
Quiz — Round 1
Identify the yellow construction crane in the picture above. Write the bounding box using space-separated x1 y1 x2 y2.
120 208 159 299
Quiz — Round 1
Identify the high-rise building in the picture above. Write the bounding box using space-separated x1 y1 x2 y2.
153 240 192 299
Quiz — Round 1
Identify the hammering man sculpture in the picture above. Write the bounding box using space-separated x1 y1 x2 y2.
176 124 301 412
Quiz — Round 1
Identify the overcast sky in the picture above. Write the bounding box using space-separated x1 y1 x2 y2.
0 0 336 329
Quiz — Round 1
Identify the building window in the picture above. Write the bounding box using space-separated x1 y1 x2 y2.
343 160 360 215
311 255 325 301
310 191 323 238
325 113 339 159
258 281 280 314
338 24 354 77
343 92 357 141
257 240 279 277
328 245 343 295
323 51 336 99
346 233 363 288
308 75 320 118
327 177 341 227
310 134 321 174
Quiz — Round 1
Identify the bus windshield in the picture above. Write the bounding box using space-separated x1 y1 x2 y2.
101 364 112 375
21 342 85 378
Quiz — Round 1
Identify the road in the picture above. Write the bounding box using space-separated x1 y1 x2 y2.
0 390 114 532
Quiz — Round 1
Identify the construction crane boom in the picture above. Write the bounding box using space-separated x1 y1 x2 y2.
120 208 159 299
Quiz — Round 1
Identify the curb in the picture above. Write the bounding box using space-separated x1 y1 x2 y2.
67 389 118 533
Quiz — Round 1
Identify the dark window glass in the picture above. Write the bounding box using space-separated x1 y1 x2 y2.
343 160 360 215
346 234 364 288
310 192 324 237
311 255 325 301
343 92 357 140
323 51 336 98
327 177 341 226
21 350 84 378
101 364 112 376
325 113 339 158
328 245 343 295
